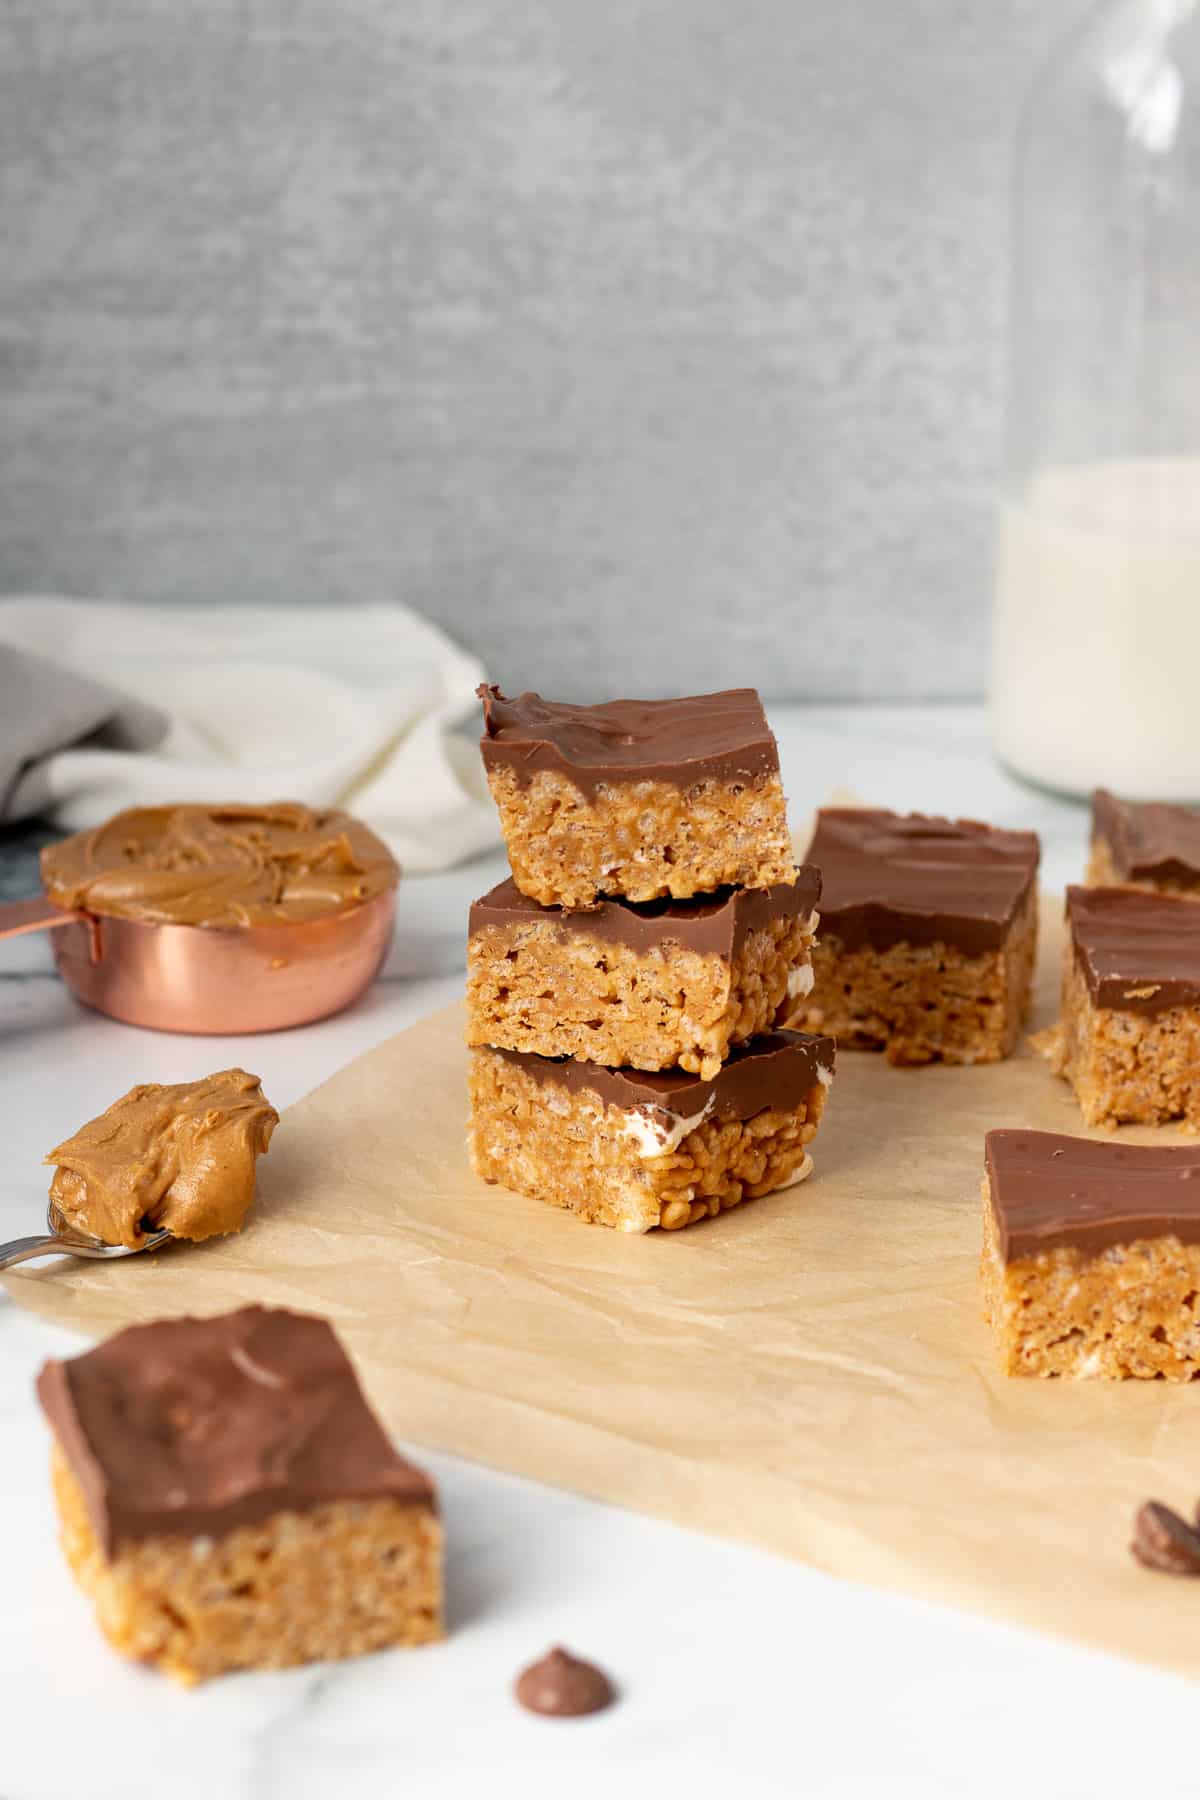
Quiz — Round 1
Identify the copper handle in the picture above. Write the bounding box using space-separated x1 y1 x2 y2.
0 896 102 964
0 895 85 939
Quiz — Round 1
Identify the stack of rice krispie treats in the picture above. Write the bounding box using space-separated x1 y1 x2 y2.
466 687 836 1233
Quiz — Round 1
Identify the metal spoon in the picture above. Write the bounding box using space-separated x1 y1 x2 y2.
0 1200 171 1270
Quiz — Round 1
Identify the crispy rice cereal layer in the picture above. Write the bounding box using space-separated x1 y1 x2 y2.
468 1045 826 1233
796 886 1037 1066
50 1447 442 1685
466 912 815 1080
1036 954 1200 1130
981 1181 1200 1379
484 764 795 908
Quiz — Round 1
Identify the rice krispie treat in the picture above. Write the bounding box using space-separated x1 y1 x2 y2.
981 1128 1200 1379
467 867 820 1080
1036 885 1200 1129
1088 789 1200 895
37 1306 442 1685
469 1028 835 1233
793 808 1040 1065
477 686 795 907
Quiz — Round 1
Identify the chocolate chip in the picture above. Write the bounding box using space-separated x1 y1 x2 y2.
1131 1501 1200 1574
514 1646 616 1717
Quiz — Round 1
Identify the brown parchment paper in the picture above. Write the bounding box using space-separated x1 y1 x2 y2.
11 897 1200 1676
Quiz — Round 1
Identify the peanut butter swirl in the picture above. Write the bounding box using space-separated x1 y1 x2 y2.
40 803 398 929
45 1069 278 1248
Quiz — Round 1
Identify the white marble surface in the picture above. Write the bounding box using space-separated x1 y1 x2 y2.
3 703 1198 1800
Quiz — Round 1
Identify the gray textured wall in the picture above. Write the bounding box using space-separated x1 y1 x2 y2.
1 1 1078 700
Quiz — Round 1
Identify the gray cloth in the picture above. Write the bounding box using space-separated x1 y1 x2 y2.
0 646 167 822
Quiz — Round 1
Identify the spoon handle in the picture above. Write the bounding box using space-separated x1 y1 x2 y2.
0 1233 72 1270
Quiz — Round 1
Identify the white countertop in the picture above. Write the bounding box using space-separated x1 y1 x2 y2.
2 703 1196 1800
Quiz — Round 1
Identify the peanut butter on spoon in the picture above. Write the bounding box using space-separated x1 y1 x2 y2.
40 802 398 930
45 1070 278 1249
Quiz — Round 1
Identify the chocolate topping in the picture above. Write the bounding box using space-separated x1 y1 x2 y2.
986 1129 1200 1260
514 1647 616 1717
36 1306 435 1556
45 1069 278 1248
41 802 399 929
491 1029 834 1121
1131 1502 1200 1576
469 866 820 957
1065 885 1200 1014
1091 789 1200 888
807 809 1040 954
477 686 780 797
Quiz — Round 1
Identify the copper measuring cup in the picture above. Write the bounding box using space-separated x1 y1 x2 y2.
0 887 396 1034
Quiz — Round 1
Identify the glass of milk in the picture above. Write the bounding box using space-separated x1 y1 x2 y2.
991 0 1200 799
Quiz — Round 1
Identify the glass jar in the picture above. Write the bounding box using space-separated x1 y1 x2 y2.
990 0 1200 799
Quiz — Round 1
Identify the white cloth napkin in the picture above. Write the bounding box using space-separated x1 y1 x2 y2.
0 598 499 872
